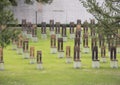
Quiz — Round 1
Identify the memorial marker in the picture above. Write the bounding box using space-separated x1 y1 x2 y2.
30 47 35 64
58 38 64 58
37 51 43 70
23 39 29 59
66 46 72 63
0 47 4 70
62 24 67 42
41 22 47 39
50 34 57 54
74 46 81 68
69 22 75 39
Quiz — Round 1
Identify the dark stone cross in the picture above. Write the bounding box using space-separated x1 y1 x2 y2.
23 39 29 52
58 38 63 52
55 22 60 34
41 22 46 34
74 46 80 61
51 34 56 48
0 48 3 63
92 46 98 61
32 25 37 37
83 33 88 48
70 22 75 34
37 51 42 64
30 47 35 58
110 46 117 61
74 38 80 47
50 20 54 31
62 24 67 37
66 46 71 58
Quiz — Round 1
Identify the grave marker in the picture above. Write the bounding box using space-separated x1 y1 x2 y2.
62 24 67 42
30 47 35 64
41 22 47 39
77 19 81 25
17 35 23 54
50 20 55 35
55 22 61 39
75 25 82 43
26 22 32 39
110 46 118 68
66 46 72 63
22 19 27 36
50 34 57 54
58 38 64 58
83 33 89 53
23 39 29 59
37 51 43 70
69 22 75 39
74 46 81 68
31 25 38 42
101 46 107 63
92 46 100 68
0 47 4 70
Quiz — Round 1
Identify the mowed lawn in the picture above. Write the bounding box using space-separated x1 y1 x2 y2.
0 28 120 85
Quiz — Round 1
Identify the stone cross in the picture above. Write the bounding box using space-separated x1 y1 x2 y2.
58 38 63 52
51 34 56 48
37 51 42 64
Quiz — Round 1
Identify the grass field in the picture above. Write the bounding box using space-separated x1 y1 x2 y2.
0 28 120 85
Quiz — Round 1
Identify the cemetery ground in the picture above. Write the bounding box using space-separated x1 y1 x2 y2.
0 28 120 85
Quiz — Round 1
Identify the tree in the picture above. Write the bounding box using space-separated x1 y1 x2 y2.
80 0 120 38
0 0 20 48
0 0 53 48
9 0 53 6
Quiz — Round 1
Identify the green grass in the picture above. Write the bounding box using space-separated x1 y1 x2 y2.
0 28 120 85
